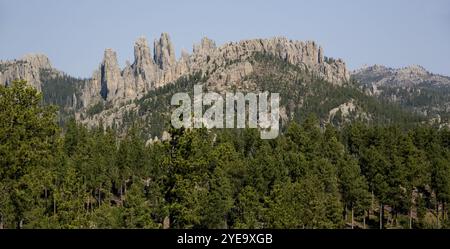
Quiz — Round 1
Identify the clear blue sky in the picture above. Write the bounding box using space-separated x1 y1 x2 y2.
1 0 449 78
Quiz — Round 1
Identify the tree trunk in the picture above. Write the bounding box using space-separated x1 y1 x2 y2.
410 190 414 229
371 190 375 214
91 189 94 211
409 209 412 229
436 201 440 228
53 198 56 215
351 207 354 229
409 206 413 229
98 186 101 206
363 212 366 229
442 203 447 220
394 212 398 227
379 203 383 229
344 204 348 222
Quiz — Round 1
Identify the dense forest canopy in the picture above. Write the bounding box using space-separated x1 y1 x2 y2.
1 80 450 229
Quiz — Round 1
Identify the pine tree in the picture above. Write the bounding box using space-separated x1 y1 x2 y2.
0 80 59 228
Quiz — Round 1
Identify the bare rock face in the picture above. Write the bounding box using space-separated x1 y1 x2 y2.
133 37 158 89
352 64 450 87
0 53 52 91
82 38 157 107
81 49 124 108
174 49 190 77
328 99 357 122
206 61 254 92
122 60 137 98
318 58 349 84
188 37 349 85
78 34 350 120
80 101 139 129
193 37 216 54
99 49 123 101
153 33 176 71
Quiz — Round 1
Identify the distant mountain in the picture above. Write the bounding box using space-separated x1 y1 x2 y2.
352 64 450 88
352 65 450 123
0 53 57 91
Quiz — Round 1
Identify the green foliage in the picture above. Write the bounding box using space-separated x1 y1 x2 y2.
2 79 450 229
86 101 104 116
374 84 450 122
0 80 59 228
250 53 424 127
40 69 84 109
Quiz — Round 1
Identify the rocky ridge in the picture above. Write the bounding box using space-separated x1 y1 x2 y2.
0 54 55 91
80 33 350 109
352 64 450 89
352 64 450 125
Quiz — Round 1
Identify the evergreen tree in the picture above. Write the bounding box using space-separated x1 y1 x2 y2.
0 80 59 228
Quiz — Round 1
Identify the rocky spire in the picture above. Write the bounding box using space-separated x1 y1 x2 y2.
153 33 176 70
99 48 123 101
134 37 154 73
193 37 216 54
133 37 156 82
318 46 324 64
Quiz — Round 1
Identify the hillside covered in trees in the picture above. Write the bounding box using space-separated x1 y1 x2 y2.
80 53 426 140
1 81 450 229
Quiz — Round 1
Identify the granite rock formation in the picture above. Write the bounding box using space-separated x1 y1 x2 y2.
0 54 54 91
352 64 450 88
80 34 350 109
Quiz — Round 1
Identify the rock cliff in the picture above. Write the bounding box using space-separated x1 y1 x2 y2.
80 34 350 108
0 54 53 91
352 64 450 88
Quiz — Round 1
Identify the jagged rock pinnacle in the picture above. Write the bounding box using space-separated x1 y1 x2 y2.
153 33 176 70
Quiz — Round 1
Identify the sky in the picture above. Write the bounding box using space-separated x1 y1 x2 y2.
0 0 449 78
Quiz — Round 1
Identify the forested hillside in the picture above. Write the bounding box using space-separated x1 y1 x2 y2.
352 65 450 123
89 53 425 140
1 81 450 229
